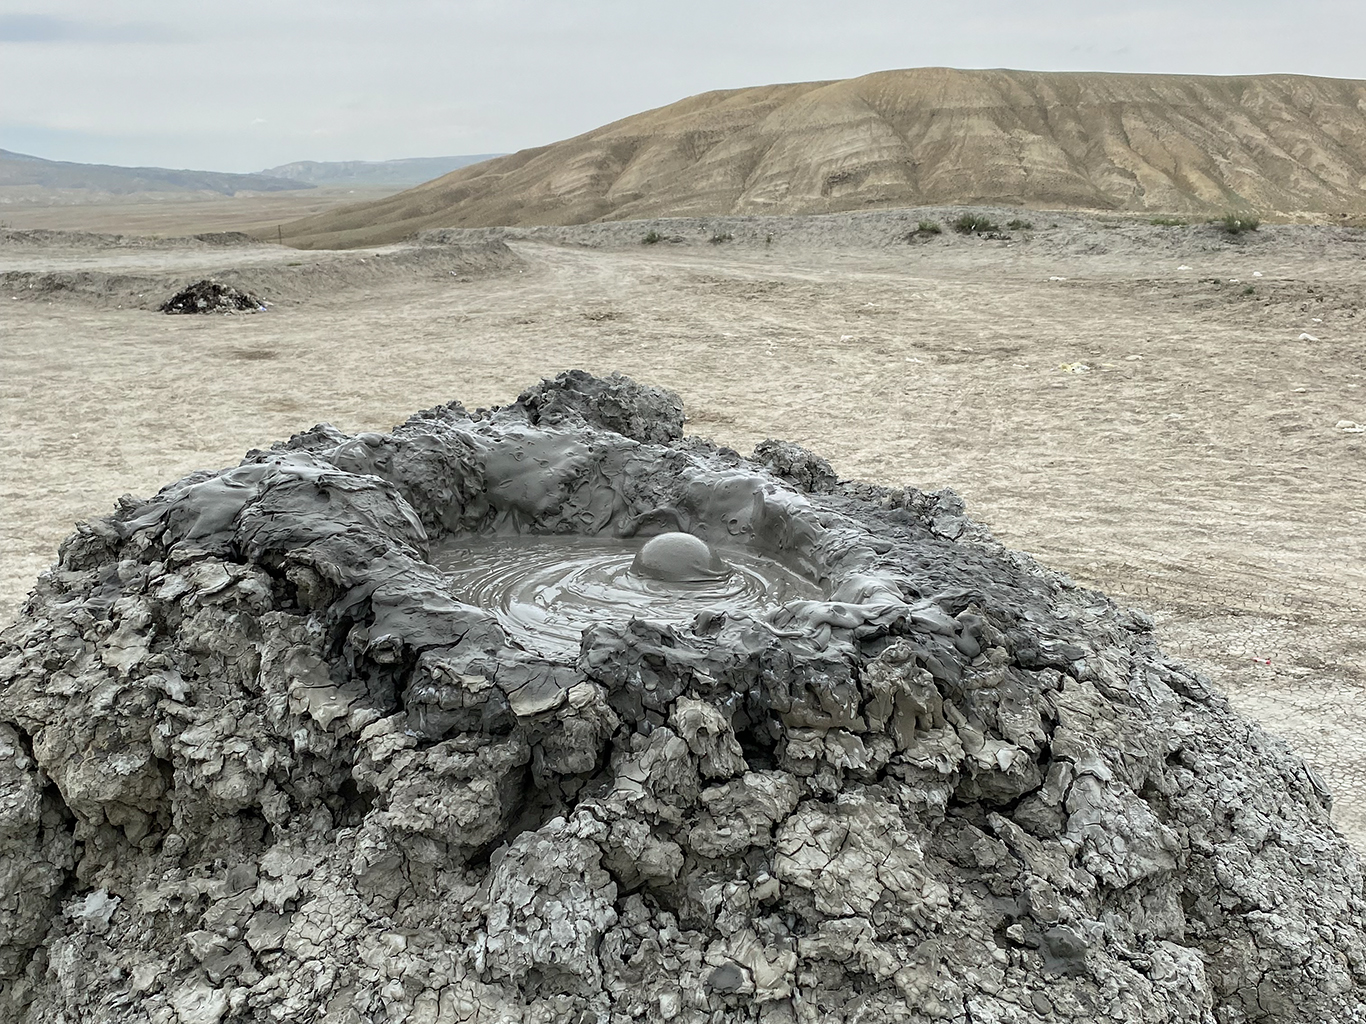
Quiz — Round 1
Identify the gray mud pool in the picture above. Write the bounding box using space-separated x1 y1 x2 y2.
434 533 823 660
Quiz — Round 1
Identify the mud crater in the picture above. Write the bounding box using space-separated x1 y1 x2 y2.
435 533 822 661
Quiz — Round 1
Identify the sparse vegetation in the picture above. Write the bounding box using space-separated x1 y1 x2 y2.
709 231 733 244
952 213 1000 234
642 230 662 245
1149 216 1188 226
1242 285 1256 295
906 220 942 242
1006 218 1033 230
1216 213 1260 235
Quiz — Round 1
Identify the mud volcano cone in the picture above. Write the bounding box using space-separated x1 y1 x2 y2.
1 371 1362 1023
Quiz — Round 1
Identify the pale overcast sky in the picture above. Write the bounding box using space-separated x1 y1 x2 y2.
2 0 1363 173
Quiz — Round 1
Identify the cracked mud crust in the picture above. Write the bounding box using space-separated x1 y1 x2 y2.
0 372 1362 1023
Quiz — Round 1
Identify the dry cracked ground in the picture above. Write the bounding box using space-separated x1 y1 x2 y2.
2 211 1364 845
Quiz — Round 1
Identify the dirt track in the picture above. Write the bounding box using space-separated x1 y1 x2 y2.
2 214 1364 843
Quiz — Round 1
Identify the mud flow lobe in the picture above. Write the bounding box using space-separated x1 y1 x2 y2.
434 533 822 660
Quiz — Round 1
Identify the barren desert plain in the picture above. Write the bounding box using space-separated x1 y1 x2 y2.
2 202 1364 853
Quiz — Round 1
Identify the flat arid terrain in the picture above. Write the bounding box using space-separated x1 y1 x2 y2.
0 184 403 237
2 209 1363 849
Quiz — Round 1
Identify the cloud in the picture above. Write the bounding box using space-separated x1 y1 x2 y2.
2 0 1364 171
0 14 179 44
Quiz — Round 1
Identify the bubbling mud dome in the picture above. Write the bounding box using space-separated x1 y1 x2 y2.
0 370 1364 1024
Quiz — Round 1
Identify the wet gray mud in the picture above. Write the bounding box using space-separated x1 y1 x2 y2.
435 534 822 660
0 371 1363 1023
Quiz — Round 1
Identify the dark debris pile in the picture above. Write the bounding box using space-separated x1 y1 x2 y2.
159 279 265 314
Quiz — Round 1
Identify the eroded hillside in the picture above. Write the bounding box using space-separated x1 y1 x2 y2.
278 68 1366 247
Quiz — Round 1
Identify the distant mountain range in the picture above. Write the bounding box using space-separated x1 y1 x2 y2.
277 68 1366 248
258 155 503 186
0 150 506 196
0 149 310 195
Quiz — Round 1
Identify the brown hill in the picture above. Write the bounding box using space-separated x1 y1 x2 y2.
278 68 1366 248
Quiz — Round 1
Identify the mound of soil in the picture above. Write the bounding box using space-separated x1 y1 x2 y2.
188 231 257 247
3 238 521 312
160 279 265 314
1 228 259 250
0 372 1363 1023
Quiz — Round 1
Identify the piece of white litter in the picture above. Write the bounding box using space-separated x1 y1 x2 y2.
1337 420 1366 433
1312 318 1323 323
1253 272 1263 277
840 335 854 342
1059 362 1091 373
1048 276 1068 281
1178 265 1192 271
1299 333 1319 342
1230 279 1240 283
1124 354 1144 361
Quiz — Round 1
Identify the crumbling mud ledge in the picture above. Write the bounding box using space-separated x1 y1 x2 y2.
0 371 1362 1023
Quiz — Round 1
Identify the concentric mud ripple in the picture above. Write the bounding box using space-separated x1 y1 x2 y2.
434 534 823 659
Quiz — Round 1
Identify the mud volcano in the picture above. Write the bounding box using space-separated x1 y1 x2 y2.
0 371 1363 1023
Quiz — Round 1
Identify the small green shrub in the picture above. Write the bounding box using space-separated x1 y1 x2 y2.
917 220 942 235
952 213 999 234
1006 218 1033 230
1242 285 1256 295
709 231 733 244
1217 213 1260 235
642 230 662 245
1149 216 1188 226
